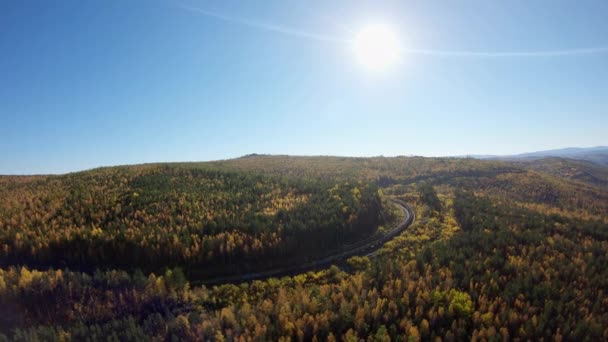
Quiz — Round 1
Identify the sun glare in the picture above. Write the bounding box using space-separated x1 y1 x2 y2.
353 24 401 71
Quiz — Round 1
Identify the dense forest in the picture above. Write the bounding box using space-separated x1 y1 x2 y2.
0 165 384 277
1 155 607 340
514 157 608 189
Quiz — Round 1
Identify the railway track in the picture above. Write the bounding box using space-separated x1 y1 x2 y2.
197 199 415 285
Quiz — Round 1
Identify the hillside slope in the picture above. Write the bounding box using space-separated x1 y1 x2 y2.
470 146 608 166
515 157 608 189
0 164 384 277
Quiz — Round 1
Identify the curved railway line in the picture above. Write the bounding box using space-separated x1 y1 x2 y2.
198 199 415 285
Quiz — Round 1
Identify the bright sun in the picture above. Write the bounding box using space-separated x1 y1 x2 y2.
353 24 401 71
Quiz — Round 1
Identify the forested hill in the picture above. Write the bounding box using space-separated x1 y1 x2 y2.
514 157 608 189
0 164 385 277
1 155 607 340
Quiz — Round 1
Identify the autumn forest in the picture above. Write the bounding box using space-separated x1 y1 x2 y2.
1 155 607 340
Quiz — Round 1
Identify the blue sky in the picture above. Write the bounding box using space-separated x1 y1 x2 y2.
1 0 607 174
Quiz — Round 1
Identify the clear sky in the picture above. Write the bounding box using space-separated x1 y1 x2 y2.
1 0 607 174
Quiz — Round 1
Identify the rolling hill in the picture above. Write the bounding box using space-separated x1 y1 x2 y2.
0 164 386 278
465 146 608 166
516 157 608 189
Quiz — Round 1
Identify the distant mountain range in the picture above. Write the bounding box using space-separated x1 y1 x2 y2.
462 146 608 166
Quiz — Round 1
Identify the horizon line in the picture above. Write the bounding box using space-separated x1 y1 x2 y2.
2 145 607 176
